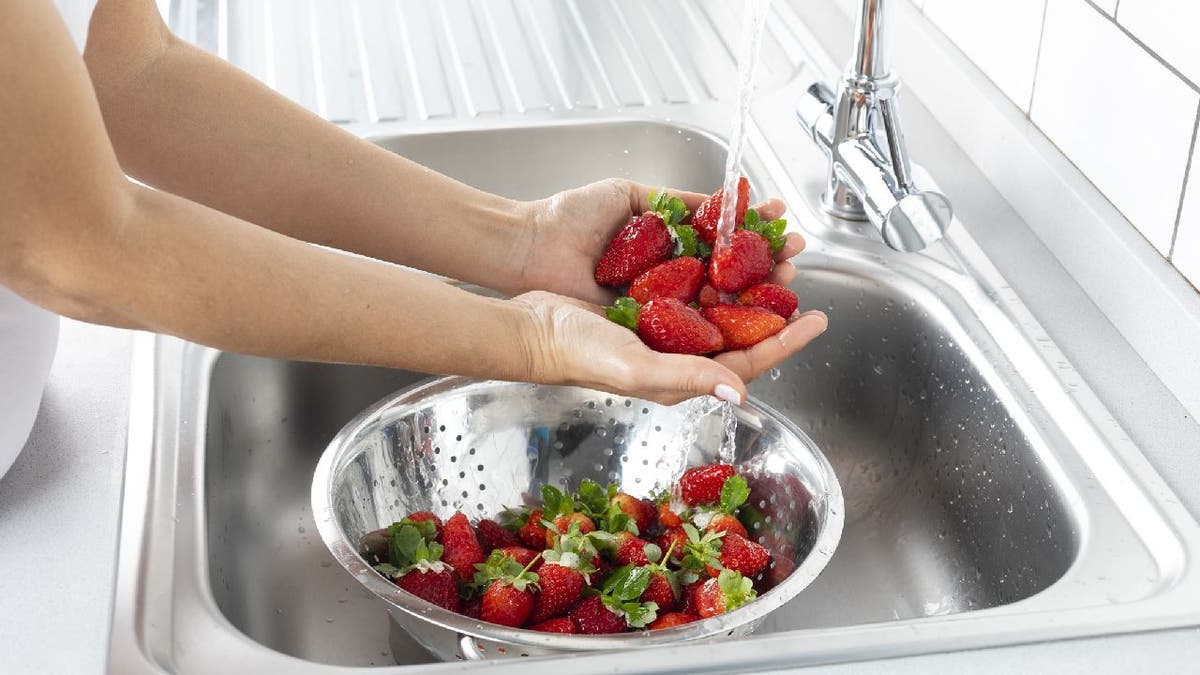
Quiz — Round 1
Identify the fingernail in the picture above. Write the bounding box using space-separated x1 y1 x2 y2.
714 384 742 406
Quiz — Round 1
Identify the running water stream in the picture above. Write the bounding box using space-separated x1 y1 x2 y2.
713 0 774 255
654 3 774 492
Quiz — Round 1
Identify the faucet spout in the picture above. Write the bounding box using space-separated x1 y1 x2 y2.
795 0 952 252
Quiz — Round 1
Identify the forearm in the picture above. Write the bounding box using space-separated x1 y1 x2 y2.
84 0 533 293
22 183 536 380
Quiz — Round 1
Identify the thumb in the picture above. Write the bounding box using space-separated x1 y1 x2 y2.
632 353 748 406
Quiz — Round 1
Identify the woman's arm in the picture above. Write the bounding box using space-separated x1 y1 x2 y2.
5 0 831 405
83 0 535 294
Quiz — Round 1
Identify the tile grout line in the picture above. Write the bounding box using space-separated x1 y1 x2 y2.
1026 0 1052 118
1168 103 1200 259
1082 0 1200 95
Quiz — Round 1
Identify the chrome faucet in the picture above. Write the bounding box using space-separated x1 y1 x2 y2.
796 0 952 252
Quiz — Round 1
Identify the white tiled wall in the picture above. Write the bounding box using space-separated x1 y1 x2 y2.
868 0 1200 288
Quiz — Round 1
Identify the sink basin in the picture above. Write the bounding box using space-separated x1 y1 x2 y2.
109 119 1200 673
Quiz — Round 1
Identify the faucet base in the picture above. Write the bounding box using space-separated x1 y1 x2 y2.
820 191 871 222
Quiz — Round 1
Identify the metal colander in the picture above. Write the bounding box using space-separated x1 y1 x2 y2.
312 377 843 661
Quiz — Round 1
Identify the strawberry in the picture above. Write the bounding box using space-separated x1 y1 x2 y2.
493 546 541 571
657 501 684 529
595 191 689 287
708 533 770 578
690 177 750 246
709 229 772 293
695 569 757 618
702 305 786 351
441 513 486 584
738 282 798 319
679 464 737 507
394 566 460 613
636 298 724 355
481 578 537 628
406 511 444 539
629 257 706 305
478 551 540 628
705 513 749 540
569 595 628 635
657 527 688 565
610 493 656 535
765 556 797 587
546 513 596 548
697 283 724 309
679 579 705 616
530 561 587 624
517 509 548 550
648 612 699 630
358 528 390 565
476 518 520 553
613 533 660 566
530 617 577 633
742 207 789 253
641 570 677 612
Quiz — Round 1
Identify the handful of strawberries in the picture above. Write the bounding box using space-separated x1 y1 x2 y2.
359 463 784 633
596 178 800 355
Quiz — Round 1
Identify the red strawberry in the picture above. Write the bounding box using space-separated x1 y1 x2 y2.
517 509 548 550
657 527 688 565
406 511 443 539
695 570 757 617
493 546 541 571
530 562 587 624
614 534 658 566
679 579 705 616
657 501 683 529
641 570 677 612
595 213 674 287
637 298 724 355
648 612 699 630
702 305 786 351
707 533 770 578
738 283 798 319
690 177 750 246
569 595 627 634
629 257 706 305
679 464 737 507
545 513 596 549
705 513 749 540
709 229 772 293
697 283 724 309
530 617 577 633
476 519 520 553
441 513 486 584
481 580 536 628
394 566 461 613
610 493 656 535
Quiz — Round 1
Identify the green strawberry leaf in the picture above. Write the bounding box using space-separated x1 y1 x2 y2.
387 524 424 568
612 565 653 602
717 568 757 611
742 208 788 253
373 562 403 578
696 239 713 258
649 190 690 228
623 601 660 628
576 479 608 517
605 297 641 331
541 485 573 519
601 564 634 595
719 475 750 514
670 224 702 258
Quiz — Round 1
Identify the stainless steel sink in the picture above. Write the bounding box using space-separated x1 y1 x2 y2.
108 118 1200 674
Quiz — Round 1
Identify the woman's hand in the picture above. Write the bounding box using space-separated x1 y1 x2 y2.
520 179 805 305
513 291 828 406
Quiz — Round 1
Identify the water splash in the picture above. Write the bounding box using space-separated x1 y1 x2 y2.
652 396 738 492
714 0 773 255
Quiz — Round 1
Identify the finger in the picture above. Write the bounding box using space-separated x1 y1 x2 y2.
751 198 787 221
714 311 829 382
628 352 748 407
623 180 709 214
775 232 806 260
766 261 797 287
